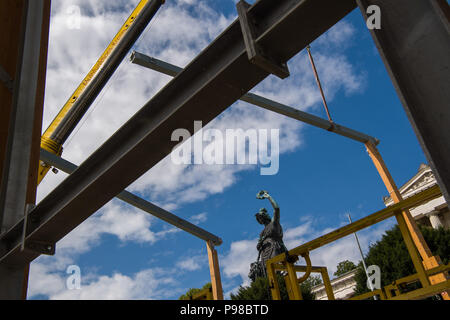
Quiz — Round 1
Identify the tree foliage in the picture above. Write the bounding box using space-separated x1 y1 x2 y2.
353 225 450 297
230 274 322 300
333 260 357 277
179 282 212 300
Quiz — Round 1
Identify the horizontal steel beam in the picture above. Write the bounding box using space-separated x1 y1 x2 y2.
131 51 379 145
0 0 45 233
0 0 357 267
39 148 222 246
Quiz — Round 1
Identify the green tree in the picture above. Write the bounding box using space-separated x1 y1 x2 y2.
179 282 212 300
334 260 357 277
353 225 450 297
230 274 322 300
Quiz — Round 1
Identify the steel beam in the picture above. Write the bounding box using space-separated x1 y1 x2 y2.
0 64 14 92
39 148 222 246
357 0 450 203
0 0 357 267
0 0 49 299
130 51 379 145
0 0 45 234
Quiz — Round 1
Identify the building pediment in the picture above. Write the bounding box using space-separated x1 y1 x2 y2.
383 164 435 206
401 171 435 195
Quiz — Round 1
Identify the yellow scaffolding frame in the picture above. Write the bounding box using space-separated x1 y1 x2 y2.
273 263 335 300
266 185 450 300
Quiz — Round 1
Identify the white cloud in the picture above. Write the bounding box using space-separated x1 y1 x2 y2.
222 239 258 287
176 257 203 272
316 20 357 49
29 268 176 300
190 212 208 225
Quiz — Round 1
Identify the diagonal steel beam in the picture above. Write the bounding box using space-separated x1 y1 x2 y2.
39 148 222 246
130 51 379 145
0 0 357 267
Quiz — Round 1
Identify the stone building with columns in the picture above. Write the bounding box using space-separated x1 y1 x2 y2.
383 163 450 230
311 164 449 300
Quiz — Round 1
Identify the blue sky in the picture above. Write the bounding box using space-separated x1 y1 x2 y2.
30 0 428 299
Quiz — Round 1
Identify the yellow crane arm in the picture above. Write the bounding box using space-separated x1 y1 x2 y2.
38 0 164 185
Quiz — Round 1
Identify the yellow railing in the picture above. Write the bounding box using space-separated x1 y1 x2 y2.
266 185 450 300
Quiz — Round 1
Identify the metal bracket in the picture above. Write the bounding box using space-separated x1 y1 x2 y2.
0 64 14 92
24 240 55 256
21 204 55 256
237 0 290 79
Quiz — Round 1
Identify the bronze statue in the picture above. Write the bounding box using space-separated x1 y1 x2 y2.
249 190 289 282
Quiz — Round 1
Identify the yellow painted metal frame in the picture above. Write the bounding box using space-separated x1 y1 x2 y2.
38 0 158 185
266 185 450 300
351 264 450 300
350 289 387 300
276 264 335 300
365 142 449 299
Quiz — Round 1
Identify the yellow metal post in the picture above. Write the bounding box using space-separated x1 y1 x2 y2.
283 274 293 300
394 210 430 288
365 141 448 297
285 262 303 300
320 267 335 300
206 240 223 300
266 261 281 300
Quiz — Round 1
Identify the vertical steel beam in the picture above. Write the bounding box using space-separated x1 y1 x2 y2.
0 0 49 299
0 1 25 210
357 0 450 204
0 0 45 232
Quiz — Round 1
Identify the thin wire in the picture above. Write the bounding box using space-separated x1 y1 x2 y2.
306 45 334 124
64 59 129 150
134 4 162 51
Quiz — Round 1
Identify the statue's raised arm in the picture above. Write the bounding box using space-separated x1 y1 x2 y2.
256 190 280 223
250 190 287 282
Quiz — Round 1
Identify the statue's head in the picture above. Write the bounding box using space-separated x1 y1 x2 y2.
255 208 271 225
